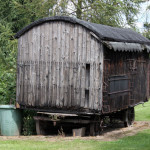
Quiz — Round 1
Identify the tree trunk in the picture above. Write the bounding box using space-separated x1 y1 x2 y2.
76 0 82 19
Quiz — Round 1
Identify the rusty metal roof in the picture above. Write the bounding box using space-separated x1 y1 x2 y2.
15 16 150 47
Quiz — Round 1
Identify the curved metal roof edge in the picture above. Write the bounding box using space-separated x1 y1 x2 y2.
15 16 104 40
15 16 150 45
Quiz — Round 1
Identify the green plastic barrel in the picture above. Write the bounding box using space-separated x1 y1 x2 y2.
0 105 21 136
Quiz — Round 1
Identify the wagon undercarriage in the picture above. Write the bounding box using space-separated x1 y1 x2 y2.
33 107 135 136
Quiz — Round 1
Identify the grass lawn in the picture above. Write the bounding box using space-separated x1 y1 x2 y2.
0 129 150 150
0 101 149 150
135 100 150 121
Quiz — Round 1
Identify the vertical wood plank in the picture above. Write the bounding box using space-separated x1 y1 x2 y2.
93 39 98 110
36 26 41 107
31 28 36 106
80 28 86 107
85 31 91 108
86 32 91 63
64 23 70 107
24 33 28 106
56 21 61 107
18 36 23 104
52 22 58 107
89 36 95 109
68 23 74 107
48 22 53 106
32 27 38 106
60 22 65 107
44 23 50 106
99 43 104 110
72 24 78 106
27 29 33 106
39 24 44 106
76 26 82 107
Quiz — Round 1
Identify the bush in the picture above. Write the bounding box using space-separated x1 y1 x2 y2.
22 110 37 136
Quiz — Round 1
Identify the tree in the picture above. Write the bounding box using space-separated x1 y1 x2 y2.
53 0 142 27
143 23 150 39
0 0 56 104
0 21 17 104
142 4 150 39
0 0 57 33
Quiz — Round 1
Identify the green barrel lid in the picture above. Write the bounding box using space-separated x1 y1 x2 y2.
0 105 16 109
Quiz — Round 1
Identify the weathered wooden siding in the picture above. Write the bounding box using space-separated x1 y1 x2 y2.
16 21 103 112
103 48 149 113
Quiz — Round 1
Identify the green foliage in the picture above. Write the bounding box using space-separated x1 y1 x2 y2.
11 0 56 32
0 21 17 104
0 71 16 104
143 30 150 39
54 0 142 27
0 0 56 32
22 110 36 136
0 21 17 70
0 0 56 104
143 22 150 39
122 0 141 27
142 3 150 39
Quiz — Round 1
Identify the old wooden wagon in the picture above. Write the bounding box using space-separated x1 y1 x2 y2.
15 16 150 135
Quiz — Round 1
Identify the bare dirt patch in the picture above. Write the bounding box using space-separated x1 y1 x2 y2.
0 121 150 142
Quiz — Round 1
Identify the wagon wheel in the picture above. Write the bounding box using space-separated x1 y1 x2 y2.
124 107 135 127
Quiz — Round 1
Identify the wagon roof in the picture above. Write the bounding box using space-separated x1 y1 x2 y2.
15 16 150 45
